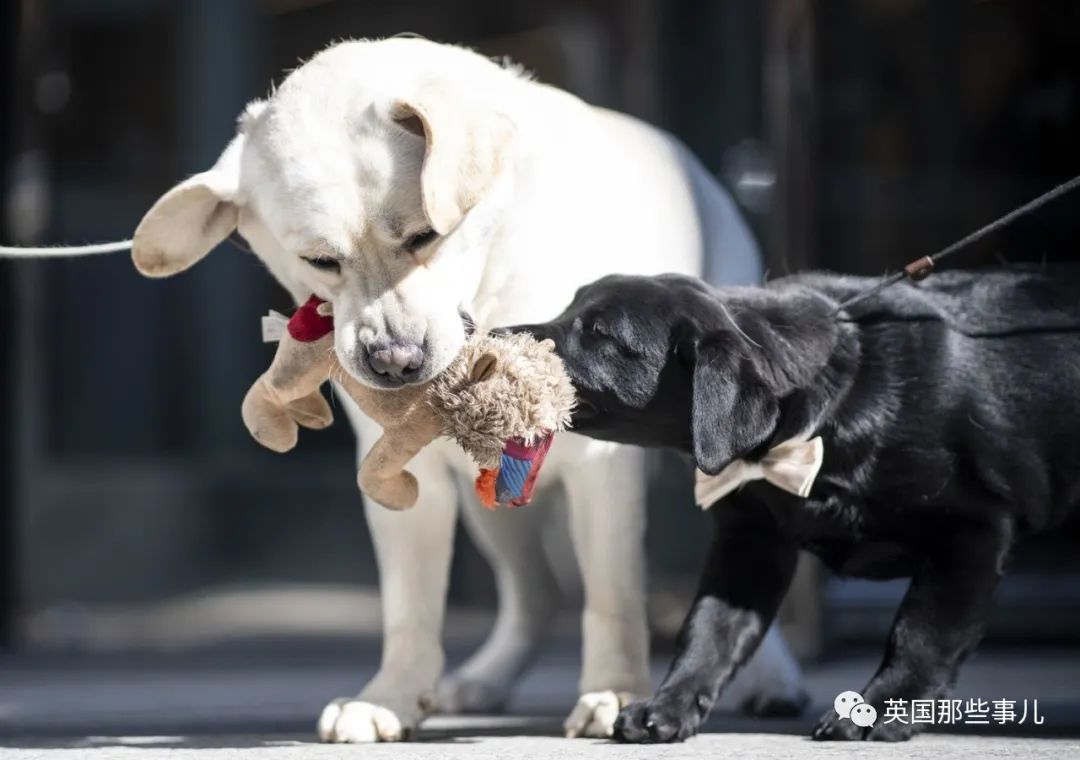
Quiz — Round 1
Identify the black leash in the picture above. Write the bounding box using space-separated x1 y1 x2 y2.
838 173 1080 311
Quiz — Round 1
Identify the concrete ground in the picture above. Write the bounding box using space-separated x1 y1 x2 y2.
5 733 1080 760
2 637 1079 758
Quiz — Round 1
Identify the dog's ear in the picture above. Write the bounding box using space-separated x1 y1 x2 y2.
690 334 779 475
132 133 244 278
132 99 267 278
469 352 499 383
391 85 515 235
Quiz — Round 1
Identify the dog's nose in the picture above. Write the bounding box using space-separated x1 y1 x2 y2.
367 342 425 380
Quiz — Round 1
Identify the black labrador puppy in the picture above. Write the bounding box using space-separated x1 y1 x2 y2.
511 266 1080 742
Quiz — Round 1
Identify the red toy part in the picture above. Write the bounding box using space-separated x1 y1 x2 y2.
474 468 498 510
288 295 334 342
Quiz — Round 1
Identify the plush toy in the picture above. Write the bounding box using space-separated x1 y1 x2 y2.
241 296 574 510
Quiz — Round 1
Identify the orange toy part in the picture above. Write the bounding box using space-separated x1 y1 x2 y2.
475 468 498 510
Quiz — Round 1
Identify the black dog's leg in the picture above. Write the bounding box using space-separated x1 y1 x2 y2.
813 518 1012 742
615 495 798 743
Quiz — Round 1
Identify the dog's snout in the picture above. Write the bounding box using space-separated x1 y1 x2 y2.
367 342 425 380
459 308 477 337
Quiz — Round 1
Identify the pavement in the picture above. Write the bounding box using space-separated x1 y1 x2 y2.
2 637 1079 758
5 733 1080 760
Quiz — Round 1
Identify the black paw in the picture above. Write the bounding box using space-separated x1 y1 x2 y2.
613 696 703 744
866 718 918 742
811 709 865 741
811 708 920 742
740 688 810 718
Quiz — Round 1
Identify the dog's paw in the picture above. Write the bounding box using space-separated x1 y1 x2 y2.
811 705 919 742
613 695 703 744
563 691 635 738
316 698 409 743
433 674 510 714
811 709 865 741
866 718 918 742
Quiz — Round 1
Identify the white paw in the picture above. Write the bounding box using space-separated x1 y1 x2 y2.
563 691 634 738
434 675 510 714
316 698 406 743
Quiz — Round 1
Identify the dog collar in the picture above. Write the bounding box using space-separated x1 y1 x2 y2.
695 436 824 510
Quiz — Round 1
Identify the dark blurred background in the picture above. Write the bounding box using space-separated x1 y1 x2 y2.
2 0 1080 736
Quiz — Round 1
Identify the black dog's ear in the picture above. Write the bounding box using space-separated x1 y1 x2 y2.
690 335 779 475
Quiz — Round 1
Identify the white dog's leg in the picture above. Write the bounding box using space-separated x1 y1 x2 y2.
722 622 809 716
435 480 562 713
318 403 458 743
561 441 651 738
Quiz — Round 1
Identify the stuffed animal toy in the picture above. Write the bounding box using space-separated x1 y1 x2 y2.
241 296 575 511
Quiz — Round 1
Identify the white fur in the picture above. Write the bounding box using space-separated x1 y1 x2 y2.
132 37 803 742
563 691 624 739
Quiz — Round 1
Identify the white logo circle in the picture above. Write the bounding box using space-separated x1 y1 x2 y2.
833 690 864 719
850 703 878 728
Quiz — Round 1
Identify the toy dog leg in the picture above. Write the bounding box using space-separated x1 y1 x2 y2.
357 417 441 510
286 391 334 430
242 333 335 453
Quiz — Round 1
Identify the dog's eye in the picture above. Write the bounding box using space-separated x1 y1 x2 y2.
575 316 611 338
404 228 439 253
302 256 341 273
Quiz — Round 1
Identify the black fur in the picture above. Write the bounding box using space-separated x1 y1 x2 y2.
511 267 1080 743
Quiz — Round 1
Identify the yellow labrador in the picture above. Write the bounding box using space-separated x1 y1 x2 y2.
130 38 802 742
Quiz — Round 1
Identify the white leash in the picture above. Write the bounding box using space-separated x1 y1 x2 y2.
0 239 133 257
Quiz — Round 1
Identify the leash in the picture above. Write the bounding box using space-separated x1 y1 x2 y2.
838 173 1080 311
0 239 132 257
0 233 253 258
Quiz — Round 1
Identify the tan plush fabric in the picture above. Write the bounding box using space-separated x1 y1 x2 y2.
428 334 576 468
241 332 574 510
